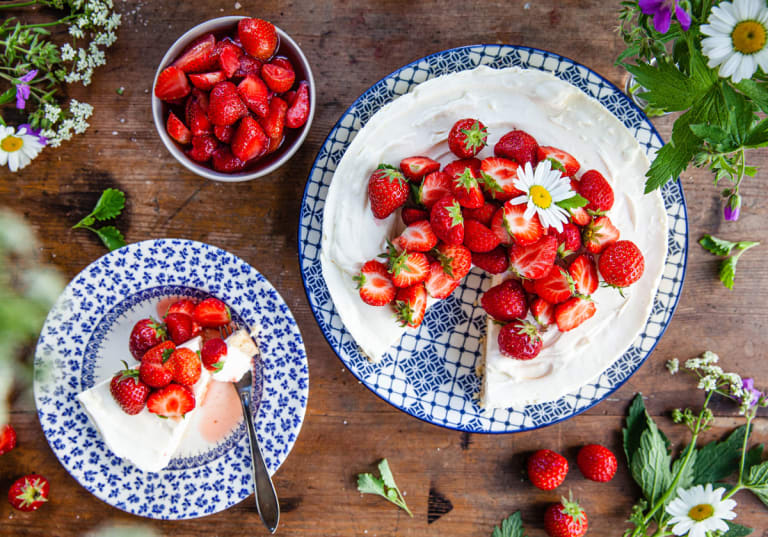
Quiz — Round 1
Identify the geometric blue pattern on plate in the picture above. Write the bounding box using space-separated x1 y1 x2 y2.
298 44 687 433
34 239 309 519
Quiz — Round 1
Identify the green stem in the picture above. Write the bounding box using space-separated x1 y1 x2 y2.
0 1 38 9
736 414 754 484
21 16 75 29
723 483 744 501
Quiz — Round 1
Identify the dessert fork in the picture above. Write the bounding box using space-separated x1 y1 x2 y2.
220 324 280 534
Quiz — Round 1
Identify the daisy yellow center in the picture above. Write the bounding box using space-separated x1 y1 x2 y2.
732 21 766 55
0 135 23 153
687 503 714 521
529 185 552 209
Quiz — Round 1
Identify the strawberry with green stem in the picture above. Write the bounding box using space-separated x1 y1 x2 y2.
368 164 410 219
448 118 488 158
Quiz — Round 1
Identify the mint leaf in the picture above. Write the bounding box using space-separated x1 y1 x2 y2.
357 473 385 496
671 448 697 490
699 235 736 256
91 188 126 221
556 194 588 211
722 521 753 537
631 421 672 504
94 226 126 251
491 511 527 537
692 425 749 485
623 394 648 465
746 460 768 507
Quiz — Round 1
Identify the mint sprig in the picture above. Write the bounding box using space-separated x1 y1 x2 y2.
699 234 759 290
357 459 412 517
491 511 527 537
73 188 127 251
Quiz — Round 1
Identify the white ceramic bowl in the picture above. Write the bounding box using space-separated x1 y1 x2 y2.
151 16 316 182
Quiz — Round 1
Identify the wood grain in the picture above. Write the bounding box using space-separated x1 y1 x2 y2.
1 0 768 535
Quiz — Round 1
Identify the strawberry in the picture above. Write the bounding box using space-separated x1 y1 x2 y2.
215 40 242 78
368 164 409 219
394 283 427 328
544 497 588 537
0 424 17 455
433 243 472 280
448 160 485 209
212 146 247 173
8 474 48 512
509 234 557 279
401 207 428 226
494 130 539 165
534 265 573 304
201 337 228 372
353 260 396 306
531 298 555 326
110 363 150 415
479 157 523 201
187 134 219 163
491 206 513 245
173 33 217 73
462 201 497 226
166 298 196 317
168 347 202 386
185 89 212 136
235 55 263 78
147 383 196 418
165 312 195 345
503 201 544 245
569 254 598 295
266 130 283 154
498 320 542 360
214 124 234 143
448 118 488 158
395 220 438 252
262 62 295 93
424 261 461 299
139 352 174 388
154 65 191 101
578 169 614 212
569 206 591 227
238 18 278 61
382 246 430 288
471 246 508 274
522 277 537 294
577 444 617 482
270 56 294 73
129 318 167 360
538 146 580 177
598 240 645 288
481 279 527 321
285 81 310 129
188 70 227 90
166 112 192 145
193 297 231 327
208 81 247 126
463 218 500 253
527 449 568 490
415 170 452 208
555 223 582 258
259 96 288 141
443 157 481 179
141 340 176 363
237 74 270 118
232 116 268 162
582 215 620 254
399 156 439 182
430 196 464 245
555 297 597 332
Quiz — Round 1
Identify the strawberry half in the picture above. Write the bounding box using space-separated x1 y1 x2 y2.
173 33 217 73
491 206 514 246
534 265 573 305
463 218 500 253
147 383 196 418
555 297 597 332
480 157 523 201
509 234 557 279
237 74 271 118
185 89 212 136
259 96 288 141
395 220 438 252
154 66 191 101
232 116 268 162
494 129 539 165
192 297 231 328
471 246 509 274
216 40 242 78
503 201 544 245
531 298 555 326
415 171 452 208
538 146 581 177
381 244 430 288
188 70 227 90
424 261 461 299
430 196 464 245
400 156 440 182
394 283 427 328
569 254 599 295
582 215 620 254
166 112 191 145
285 80 310 129
570 207 592 227
433 243 472 281
354 260 397 306
262 62 295 93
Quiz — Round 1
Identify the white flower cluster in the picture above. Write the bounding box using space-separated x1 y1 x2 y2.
59 0 121 86
40 99 94 148
666 358 679 375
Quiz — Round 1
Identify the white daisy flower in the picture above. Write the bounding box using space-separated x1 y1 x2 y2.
510 160 575 232
666 484 737 537
0 126 45 172
701 0 768 83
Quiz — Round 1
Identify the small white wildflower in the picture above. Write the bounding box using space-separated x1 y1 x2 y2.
702 365 724 377
60 43 76 61
43 103 62 124
666 358 679 375
685 358 701 370
698 376 717 391
701 351 719 364
69 25 85 39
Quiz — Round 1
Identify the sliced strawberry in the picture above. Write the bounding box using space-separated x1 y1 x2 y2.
494 130 539 165
570 206 592 227
395 220 438 252
270 56 295 73
185 89 212 136
173 33 217 73
569 254 599 295
509 234 557 279
394 283 427 328
401 207 428 226
186 134 219 163
480 157 523 201
216 40 242 78
463 218 500 253
232 116 268 162
583 215 620 254
382 244 430 288
201 338 227 372
238 18 278 61
259 96 287 141
433 243 472 280
154 66 191 101
463 201 498 226
471 246 509 274
147 384 196 418
285 80 310 129
262 62 295 93
555 297 597 332
556 222 582 257
212 146 247 173
400 156 440 182
234 55 263 78
491 206 514 245
531 298 555 326
166 112 191 145
533 265 573 304
522 277 537 294
446 158 484 209
237 74 271 118
538 146 581 177
166 299 196 317
353 260 396 306
416 171 452 208
430 196 464 245
503 201 544 245
208 81 247 126
214 124 234 143
424 261 461 299
192 297 231 328
188 70 227 90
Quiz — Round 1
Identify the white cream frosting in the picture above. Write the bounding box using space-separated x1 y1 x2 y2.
320 66 667 409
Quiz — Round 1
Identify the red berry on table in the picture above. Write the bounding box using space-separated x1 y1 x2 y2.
481 279 528 321
212 146 247 173
578 169 614 212
165 312 195 345
353 260 396 306
193 297 231 328
147 384 196 418
8 474 49 512
0 424 17 455
538 146 581 177
129 318 167 360
188 70 227 90
154 65 191 101
201 337 228 372
534 265 573 305
531 297 555 326
109 364 150 415
498 320 542 360
448 160 485 209
577 444 617 482
494 129 539 165
185 89 212 136
463 218 500 253
208 81 247 126
471 246 509 274
262 62 295 93
232 116 269 162
479 157 523 201
569 254 599 296
598 240 645 288
582 215 620 254
394 220 438 252
141 340 176 363
187 134 219 163
415 170 453 209
462 201 497 226
527 449 568 490
238 18 278 61
172 33 217 73
424 261 461 299
166 112 192 145
168 347 202 386
285 80 310 129
215 40 242 78
237 74 271 118
555 297 597 332
383 248 430 288
368 164 410 219
503 201 544 245
394 283 427 328
434 243 472 281
430 196 465 245
401 207 429 226
509 234 558 280
448 118 488 159
555 222 582 258
400 156 440 182
544 496 588 537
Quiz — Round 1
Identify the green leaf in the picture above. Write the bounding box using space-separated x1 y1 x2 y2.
692 425 748 485
94 226 126 251
745 444 764 473
672 448 697 490
722 521 754 537
689 123 732 146
699 234 736 256
356 460 412 517
556 194 588 211
547 157 566 174
744 117 768 148
746 460 768 507
0 87 16 106
357 473 385 496
91 188 125 221
631 422 672 504
720 256 738 290
735 79 768 114
625 60 699 112
721 84 756 146
378 459 397 490
491 511 527 537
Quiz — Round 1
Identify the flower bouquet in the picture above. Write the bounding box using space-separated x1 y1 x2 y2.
618 0 768 221
0 0 121 172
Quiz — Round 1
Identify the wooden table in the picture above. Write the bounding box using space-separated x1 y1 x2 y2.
2 1 767 535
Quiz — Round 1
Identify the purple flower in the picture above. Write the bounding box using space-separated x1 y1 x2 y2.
639 0 692 34
14 69 37 110
741 378 763 409
724 193 741 221
17 124 47 146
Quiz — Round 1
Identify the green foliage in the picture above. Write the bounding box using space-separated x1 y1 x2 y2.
692 426 749 485
555 194 588 211
722 521 754 537
72 189 127 251
357 459 413 517
491 512 527 537
699 235 760 290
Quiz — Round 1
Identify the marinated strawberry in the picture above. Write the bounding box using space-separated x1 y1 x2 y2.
463 218 500 253
578 169 614 212
583 215 620 254
8 474 49 512
531 297 555 326
424 261 461 299
0 424 17 455
110 363 150 415
208 81 247 126
285 80 310 128
471 246 509 274
237 74 270 117
232 116 268 162
462 201 497 226
235 55 263 78
434 243 472 280
479 157 523 201
238 18 278 61
168 347 202 386
498 320 542 360
400 156 440 182
448 118 488 158
481 279 528 321
193 297 231 327
165 312 195 345
201 337 228 372
147 383 196 418
569 254 599 295
185 89 212 136
129 318 167 360
394 283 427 328
262 62 295 93
555 297 597 332
509 234 557 279
187 134 219 163
173 33 217 73
494 130 539 165
354 260 396 306
503 201 544 245
167 112 192 145
598 240 645 288
189 70 227 90
401 207 428 225
395 220 438 252
154 65 191 101
368 165 409 219
216 40 242 78
259 96 288 141
430 196 465 245
270 56 294 73
534 265 573 305
214 124 234 143
212 146 247 173
415 171 452 208
538 146 580 177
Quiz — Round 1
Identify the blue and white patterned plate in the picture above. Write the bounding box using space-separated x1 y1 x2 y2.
298 45 687 433
34 239 309 519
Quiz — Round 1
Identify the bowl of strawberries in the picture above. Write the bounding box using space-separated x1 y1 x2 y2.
152 16 315 181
